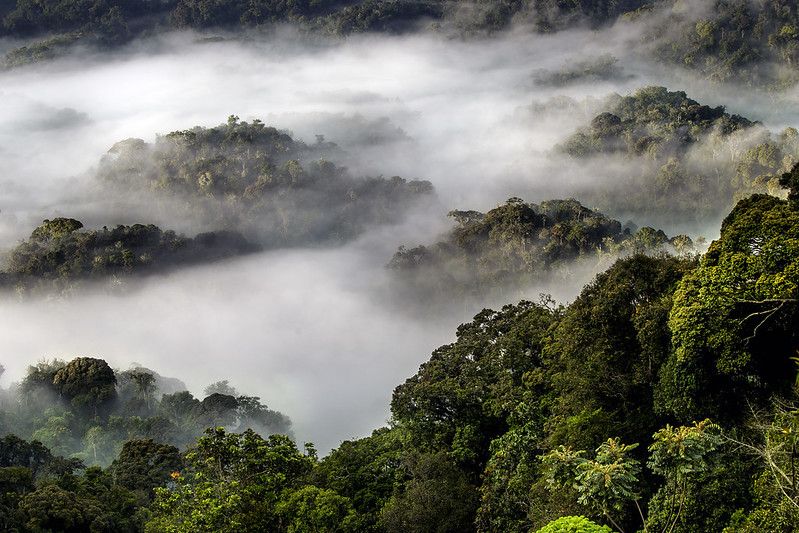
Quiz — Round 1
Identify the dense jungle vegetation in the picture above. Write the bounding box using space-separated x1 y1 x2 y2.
0 165 796 531
1 2 799 531
0 116 434 298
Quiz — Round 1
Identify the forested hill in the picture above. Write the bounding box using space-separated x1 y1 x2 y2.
96 116 434 246
3 1 799 89
0 356 291 460
388 196 693 302
558 86 798 220
0 217 255 296
0 117 435 297
561 86 755 159
0 166 796 531
0 0 649 44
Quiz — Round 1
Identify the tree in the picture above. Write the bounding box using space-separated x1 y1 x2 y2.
31 410 77 457
275 485 361 532
0 466 34 531
82 425 119 466
541 420 726 533
722 401 799 529
203 380 237 397
391 299 558 471
541 439 641 532
644 420 725 532
659 193 799 421
29 218 83 242
198 393 239 427
236 395 292 436
379 452 479 533
545 255 695 450
109 439 182 498
129 371 156 410
158 391 201 423
20 359 66 405
52 357 117 417
157 391 202 447
19 485 100 532
476 415 567 532
780 162 799 206
314 427 406 529
146 428 314 532
0 435 53 476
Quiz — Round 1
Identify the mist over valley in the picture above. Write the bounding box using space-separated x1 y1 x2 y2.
1 4 799 531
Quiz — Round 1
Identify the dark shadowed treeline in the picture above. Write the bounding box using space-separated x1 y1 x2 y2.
0 217 255 296
3 1 799 91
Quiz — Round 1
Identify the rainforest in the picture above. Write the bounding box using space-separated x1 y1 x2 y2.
0 1 799 532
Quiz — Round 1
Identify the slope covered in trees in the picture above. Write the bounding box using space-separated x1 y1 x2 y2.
1 357 291 463
646 0 799 89
561 86 755 159
388 196 692 303
560 86 799 220
1 170 796 531
96 116 434 246
0 116 435 298
0 217 255 296
0 0 647 43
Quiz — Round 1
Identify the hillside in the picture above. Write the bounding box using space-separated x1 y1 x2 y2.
0 218 255 295
388 196 692 302
96 116 434 246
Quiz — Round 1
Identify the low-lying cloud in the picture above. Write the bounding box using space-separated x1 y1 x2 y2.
1 23 798 452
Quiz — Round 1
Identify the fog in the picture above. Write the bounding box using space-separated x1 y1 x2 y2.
1 22 797 452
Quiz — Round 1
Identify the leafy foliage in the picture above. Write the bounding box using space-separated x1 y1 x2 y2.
53 357 118 417
109 439 182 498
391 298 558 470
659 190 799 421
379 451 479 533
562 86 753 159
535 515 612 533
3 0 799 92
545 254 696 450
541 439 641 529
146 428 316 532
311 427 406 530
0 172 797 532
2 357 292 468
648 0 799 88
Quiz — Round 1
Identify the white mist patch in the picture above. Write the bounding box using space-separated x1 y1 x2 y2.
0 245 460 453
0 27 654 243
0 25 793 452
